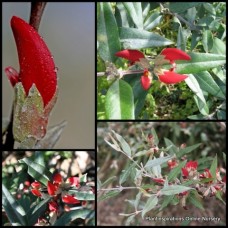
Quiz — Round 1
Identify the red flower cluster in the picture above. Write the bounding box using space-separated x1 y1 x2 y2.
5 16 57 107
31 173 80 204
181 161 198 178
115 48 191 90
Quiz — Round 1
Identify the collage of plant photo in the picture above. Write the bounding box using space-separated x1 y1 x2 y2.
1 1 227 227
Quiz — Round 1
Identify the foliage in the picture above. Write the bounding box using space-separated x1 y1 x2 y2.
97 125 226 225
97 2 226 119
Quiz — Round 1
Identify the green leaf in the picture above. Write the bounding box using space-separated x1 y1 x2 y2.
112 130 132 156
141 195 158 218
215 191 226 205
2 184 27 226
174 53 226 74
54 209 94 226
134 192 142 210
209 154 217 179
119 27 173 49
178 143 202 158
203 3 216 15
105 80 135 119
119 163 136 185
80 173 87 183
151 128 159 146
194 71 225 99
211 38 226 55
68 191 95 200
159 195 175 211
19 157 52 186
122 2 143 29
97 2 121 62
161 185 193 196
28 197 51 225
144 155 173 169
125 214 136 225
164 138 178 155
101 176 117 187
144 12 163 30
98 190 121 201
169 2 202 13
188 191 204 210
115 3 133 28
193 95 209 116
202 30 213 53
168 160 187 182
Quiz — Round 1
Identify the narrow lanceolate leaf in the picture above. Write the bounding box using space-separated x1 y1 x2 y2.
161 185 193 196
119 163 136 185
188 192 204 210
105 80 135 119
193 71 225 99
134 192 142 210
178 143 202 158
168 160 187 182
97 2 121 62
98 190 121 201
2 184 27 226
174 53 225 74
112 130 132 156
141 195 158 218
68 191 95 200
144 155 173 169
54 209 93 226
19 157 52 185
209 154 217 179
120 27 173 49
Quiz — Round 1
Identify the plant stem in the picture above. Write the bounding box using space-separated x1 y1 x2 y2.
97 69 144 77
99 186 141 191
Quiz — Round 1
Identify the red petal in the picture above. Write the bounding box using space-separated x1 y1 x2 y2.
151 178 165 183
186 161 198 170
158 71 188 84
31 181 41 189
4 66 20 87
115 49 145 63
47 181 57 196
62 195 80 204
141 75 151 90
31 189 42 197
49 201 58 212
53 173 62 184
10 16 57 107
161 48 191 62
181 168 189 177
67 177 80 187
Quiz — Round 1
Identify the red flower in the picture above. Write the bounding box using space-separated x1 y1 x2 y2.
151 178 165 184
167 160 178 169
157 48 190 84
5 16 57 107
115 49 145 65
182 161 198 178
199 168 213 183
62 195 80 204
31 181 41 189
141 69 152 90
160 48 191 63
53 173 62 185
31 189 42 197
49 201 58 212
47 181 58 196
67 177 80 187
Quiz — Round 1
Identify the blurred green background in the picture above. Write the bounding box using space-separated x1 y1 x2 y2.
2 3 95 149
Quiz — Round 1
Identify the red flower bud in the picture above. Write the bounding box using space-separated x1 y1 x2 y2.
31 181 41 189
151 178 165 184
47 181 58 196
53 173 62 185
141 69 152 90
8 16 57 107
31 189 42 197
49 201 58 212
62 195 80 204
67 177 80 187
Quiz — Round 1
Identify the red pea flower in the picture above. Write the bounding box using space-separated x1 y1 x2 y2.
199 168 213 184
182 161 198 178
5 16 57 107
31 189 42 197
53 173 62 185
157 48 191 84
31 181 41 189
67 177 80 187
49 201 59 212
141 69 152 90
62 195 80 204
47 181 58 196
151 178 165 184
115 49 145 65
